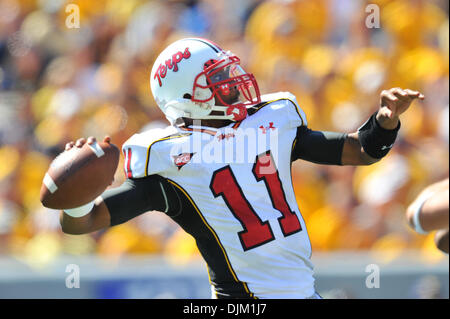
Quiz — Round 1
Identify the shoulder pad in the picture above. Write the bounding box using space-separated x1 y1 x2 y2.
258 92 307 128
122 126 179 178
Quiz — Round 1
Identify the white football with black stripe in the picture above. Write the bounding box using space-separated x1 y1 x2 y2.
40 141 120 209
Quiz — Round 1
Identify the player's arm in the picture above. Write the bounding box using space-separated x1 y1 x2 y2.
344 88 424 165
293 88 425 166
60 196 110 235
406 178 449 234
60 176 180 235
60 137 180 235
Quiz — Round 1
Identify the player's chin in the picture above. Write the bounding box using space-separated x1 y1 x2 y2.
218 90 240 106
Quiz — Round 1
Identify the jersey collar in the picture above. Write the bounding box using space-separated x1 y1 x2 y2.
177 120 243 136
178 125 218 136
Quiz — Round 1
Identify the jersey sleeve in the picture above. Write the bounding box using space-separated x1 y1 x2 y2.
284 92 308 128
121 127 178 178
102 175 182 226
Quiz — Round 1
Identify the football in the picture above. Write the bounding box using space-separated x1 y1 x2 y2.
40 141 120 209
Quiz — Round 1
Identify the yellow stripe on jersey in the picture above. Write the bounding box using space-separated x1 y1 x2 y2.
166 178 257 299
254 98 305 126
145 134 191 177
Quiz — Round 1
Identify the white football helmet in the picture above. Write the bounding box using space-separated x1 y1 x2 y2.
150 38 261 125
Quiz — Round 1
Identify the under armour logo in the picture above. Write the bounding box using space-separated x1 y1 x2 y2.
381 144 394 150
259 122 276 134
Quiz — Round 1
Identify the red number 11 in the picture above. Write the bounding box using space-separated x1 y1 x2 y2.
210 151 302 251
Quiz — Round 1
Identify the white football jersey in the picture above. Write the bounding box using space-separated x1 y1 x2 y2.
122 92 315 298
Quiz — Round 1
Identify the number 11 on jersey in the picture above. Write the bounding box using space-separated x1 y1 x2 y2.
210 151 302 251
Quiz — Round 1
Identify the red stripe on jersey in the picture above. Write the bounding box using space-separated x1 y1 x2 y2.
126 148 133 178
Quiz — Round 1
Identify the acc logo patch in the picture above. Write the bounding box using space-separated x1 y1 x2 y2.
173 152 195 170
154 47 191 87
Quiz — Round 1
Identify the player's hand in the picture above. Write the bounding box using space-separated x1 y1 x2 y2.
65 136 111 151
64 136 114 186
376 88 425 129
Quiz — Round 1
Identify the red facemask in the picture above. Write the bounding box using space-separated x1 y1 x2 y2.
192 55 261 119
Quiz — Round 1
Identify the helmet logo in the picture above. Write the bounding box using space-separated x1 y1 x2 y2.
154 47 191 87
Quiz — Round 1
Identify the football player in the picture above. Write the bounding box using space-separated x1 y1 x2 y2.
60 38 424 299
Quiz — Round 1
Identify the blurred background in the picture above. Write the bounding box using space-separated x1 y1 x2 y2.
0 0 448 298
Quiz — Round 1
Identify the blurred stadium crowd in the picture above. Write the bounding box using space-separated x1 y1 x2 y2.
0 0 448 269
